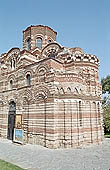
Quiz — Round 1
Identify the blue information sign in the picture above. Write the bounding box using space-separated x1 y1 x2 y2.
13 128 23 144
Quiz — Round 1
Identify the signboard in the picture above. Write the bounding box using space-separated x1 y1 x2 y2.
13 128 23 144
15 114 22 129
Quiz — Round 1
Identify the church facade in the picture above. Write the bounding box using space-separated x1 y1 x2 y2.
0 25 104 148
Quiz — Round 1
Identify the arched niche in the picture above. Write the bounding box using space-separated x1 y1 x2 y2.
7 100 16 140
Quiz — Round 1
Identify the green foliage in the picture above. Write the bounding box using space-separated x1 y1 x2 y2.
104 133 110 138
101 75 110 133
0 159 24 170
101 75 110 94
103 101 110 133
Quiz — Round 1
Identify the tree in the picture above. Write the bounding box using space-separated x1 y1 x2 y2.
101 75 110 94
103 97 110 133
101 75 110 133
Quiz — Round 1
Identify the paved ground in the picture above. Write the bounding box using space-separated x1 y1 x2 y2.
0 138 110 170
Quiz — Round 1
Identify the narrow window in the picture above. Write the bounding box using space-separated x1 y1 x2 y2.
13 59 16 68
26 74 31 86
79 101 82 126
11 60 12 69
10 80 13 90
27 38 31 50
48 39 51 43
10 59 16 70
36 37 42 49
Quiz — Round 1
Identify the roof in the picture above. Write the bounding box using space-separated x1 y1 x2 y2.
23 25 57 35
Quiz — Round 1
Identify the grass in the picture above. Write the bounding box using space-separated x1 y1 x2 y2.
104 132 110 138
0 159 24 170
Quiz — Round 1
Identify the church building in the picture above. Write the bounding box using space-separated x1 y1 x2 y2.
0 25 104 148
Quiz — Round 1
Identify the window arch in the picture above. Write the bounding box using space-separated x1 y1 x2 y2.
36 37 42 49
26 74 31 86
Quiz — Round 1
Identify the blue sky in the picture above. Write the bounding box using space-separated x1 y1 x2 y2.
0 0 109 79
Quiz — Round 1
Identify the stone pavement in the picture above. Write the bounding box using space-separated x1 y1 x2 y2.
0 138 110 170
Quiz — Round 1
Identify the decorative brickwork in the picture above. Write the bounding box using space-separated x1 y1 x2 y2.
0 25 104 148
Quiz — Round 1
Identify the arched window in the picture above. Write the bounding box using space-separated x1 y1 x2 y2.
26 74 31 86
27 38 31 50
36 37 42 49
10 80 13 90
